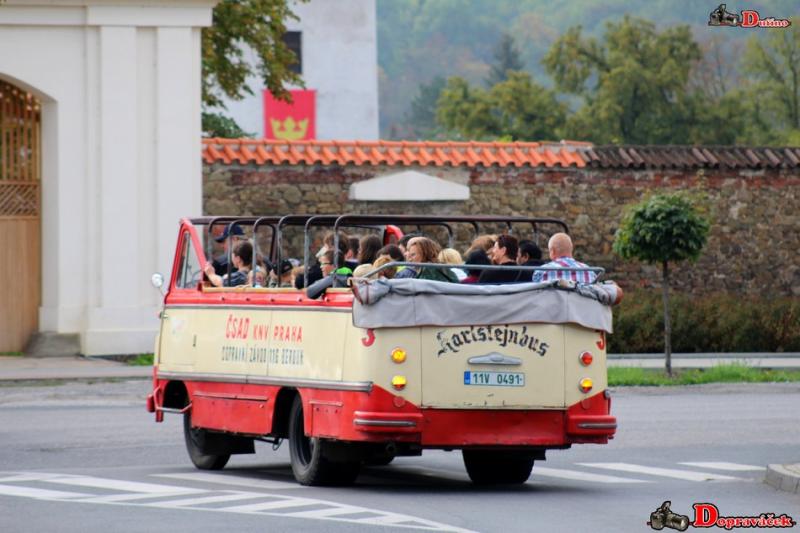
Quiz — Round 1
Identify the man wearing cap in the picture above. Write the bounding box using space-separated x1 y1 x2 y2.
212 225 247 277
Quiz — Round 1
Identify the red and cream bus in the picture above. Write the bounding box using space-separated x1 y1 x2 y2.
146 215 621 486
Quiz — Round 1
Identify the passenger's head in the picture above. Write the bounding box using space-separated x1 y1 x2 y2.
548 233 574 260
352 263 374 278
464 248 491 277
490 234 518 264
346 236 360 260
232 241 253 268
397 232 421 255
358 234 382 265
406 236 441 263
377 244 404 262
320 250 337 276
438 248 463 265
517 240 543 265
469 234 497 254
372 254 397 279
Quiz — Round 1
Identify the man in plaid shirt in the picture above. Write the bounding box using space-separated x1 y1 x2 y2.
531 233 597 284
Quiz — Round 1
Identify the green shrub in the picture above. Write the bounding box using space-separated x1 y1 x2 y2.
608 290 800 353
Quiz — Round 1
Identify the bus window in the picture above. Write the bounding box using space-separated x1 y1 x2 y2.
175 232 203 289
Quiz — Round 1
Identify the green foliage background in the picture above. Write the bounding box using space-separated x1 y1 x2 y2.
378 0 800 143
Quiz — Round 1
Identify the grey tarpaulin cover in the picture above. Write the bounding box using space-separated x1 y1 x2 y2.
351 278 618 333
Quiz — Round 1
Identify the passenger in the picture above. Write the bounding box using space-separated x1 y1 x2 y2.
532 232 597 284
466 234 496 256
269 259 295 288
461 249 491 284
377 244 403 262
516 239 544 282
478 234 522 284
345 236 360 270
395 235 421 279
438 248 467 281
357 234 382 265
212 225 247 276
204 241 252 287
407 237 458 283
372 254 397 279
352 263 374 278
319 250 337 277
397 232 422 258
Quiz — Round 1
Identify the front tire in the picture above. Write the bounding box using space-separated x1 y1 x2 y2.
183 412 230 470
288 396 360 486
462 450 534 485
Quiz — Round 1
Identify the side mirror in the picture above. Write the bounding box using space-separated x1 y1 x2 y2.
151 272 166 295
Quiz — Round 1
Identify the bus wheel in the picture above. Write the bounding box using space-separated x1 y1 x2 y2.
183 412 230 470
288 396 360 486
462 450 534 485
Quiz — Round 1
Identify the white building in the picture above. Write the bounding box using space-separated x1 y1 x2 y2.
219 0 379 140
0 0 215 355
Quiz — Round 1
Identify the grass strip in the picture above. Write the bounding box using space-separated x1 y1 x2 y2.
608 364 800 386
126 353 154 366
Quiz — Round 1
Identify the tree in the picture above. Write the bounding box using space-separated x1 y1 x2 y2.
742 23 800 141
202 0 307 136
436 72 566 141
543 16 740 144
408 76 447 139
486 32 524 87
613 194 710 376
201 112 255 138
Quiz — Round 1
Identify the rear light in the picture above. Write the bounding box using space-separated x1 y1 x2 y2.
579 377 593 393
391 375 407 390
579 351 593 366
391 348 407 364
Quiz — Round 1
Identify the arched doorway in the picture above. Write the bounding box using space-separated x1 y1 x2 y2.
0 80 41 353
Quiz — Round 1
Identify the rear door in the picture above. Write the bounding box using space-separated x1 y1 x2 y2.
419 323 565 409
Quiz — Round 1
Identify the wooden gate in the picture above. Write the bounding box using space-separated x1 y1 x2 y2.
0 80 41 353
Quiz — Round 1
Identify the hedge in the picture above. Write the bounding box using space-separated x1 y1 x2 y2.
608 290 800 353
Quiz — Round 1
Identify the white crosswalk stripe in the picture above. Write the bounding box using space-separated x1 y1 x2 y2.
532 466 649 484
154 471 305 490
0 472 473 532
578 462 742 481
678 461 765 471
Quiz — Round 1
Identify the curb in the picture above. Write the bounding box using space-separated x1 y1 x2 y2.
765 464 800 494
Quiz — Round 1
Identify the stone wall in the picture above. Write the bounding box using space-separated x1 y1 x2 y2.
203 163 800 295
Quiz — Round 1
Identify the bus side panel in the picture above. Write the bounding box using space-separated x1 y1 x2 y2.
187 381 277 435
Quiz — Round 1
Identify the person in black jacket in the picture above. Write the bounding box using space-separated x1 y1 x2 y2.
478 234 522 284
515 239 544 282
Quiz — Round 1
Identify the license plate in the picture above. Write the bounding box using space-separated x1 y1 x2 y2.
463 371 525 387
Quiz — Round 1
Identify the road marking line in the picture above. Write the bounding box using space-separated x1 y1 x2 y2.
578 463 741 481
0 484 89 500
284 504 376 519
0 473 63 483
679 462 765 472
153 472 305 490
76 491 208 504
532 466 649 483
356 513 474 532
151 491 268 508
221 497 322 512
44 475 204 494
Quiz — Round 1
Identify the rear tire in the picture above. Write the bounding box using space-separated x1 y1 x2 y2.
183 412 230 470
288 396 360 486
462 450 534 485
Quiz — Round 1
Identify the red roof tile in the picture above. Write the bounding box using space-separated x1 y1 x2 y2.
202 139 589 168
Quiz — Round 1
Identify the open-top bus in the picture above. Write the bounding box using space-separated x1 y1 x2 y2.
147 214 621 486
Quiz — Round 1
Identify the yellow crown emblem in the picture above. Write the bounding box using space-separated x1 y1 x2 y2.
271 116 309 140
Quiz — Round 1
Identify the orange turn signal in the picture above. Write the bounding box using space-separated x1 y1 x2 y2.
391 348 407 364
579 377 593 393
579 351 594 366
391 375 407 390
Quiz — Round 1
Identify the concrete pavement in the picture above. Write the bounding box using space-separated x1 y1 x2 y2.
0 355 151 381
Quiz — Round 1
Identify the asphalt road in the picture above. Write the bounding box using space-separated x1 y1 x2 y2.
0 380 798 533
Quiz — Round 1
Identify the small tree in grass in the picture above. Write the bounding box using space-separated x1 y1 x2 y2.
613 193 710 375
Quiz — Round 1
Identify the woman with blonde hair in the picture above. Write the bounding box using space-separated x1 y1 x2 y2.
437 247 467 281
466 234 497 255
